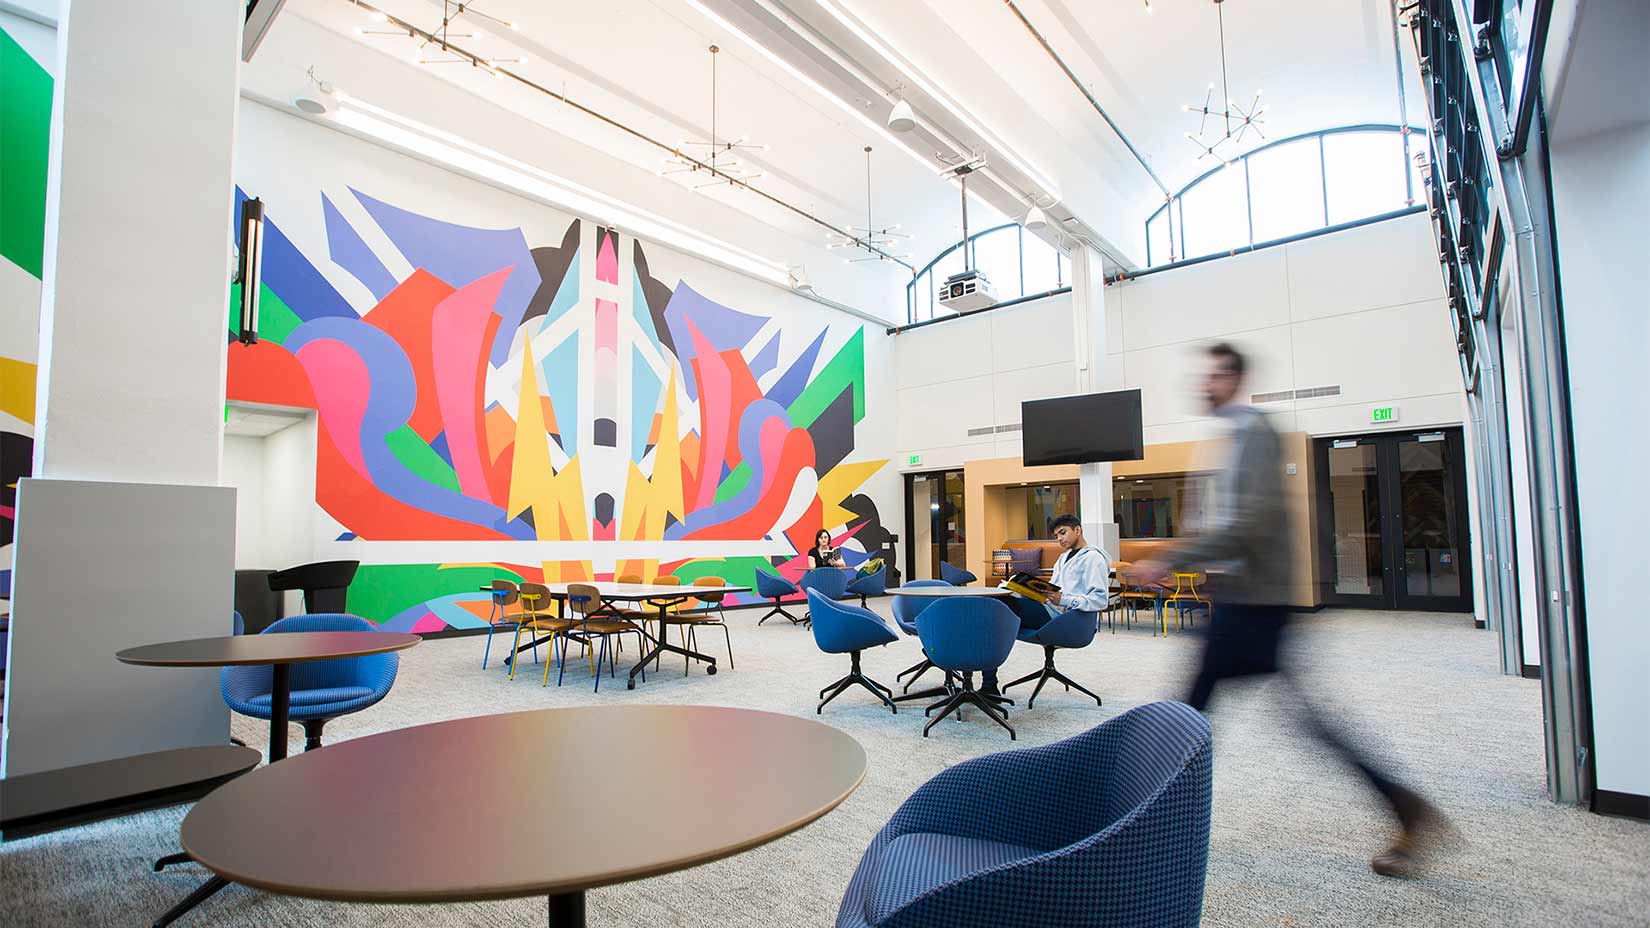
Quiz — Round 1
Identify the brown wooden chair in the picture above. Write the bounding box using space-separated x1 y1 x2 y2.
555 583 646 691
679 576 734 672
1113 564 1167 636
508 582 574 681
481 579 531 669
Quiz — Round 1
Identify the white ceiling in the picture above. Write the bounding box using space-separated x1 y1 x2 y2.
266 0 1424 278
225 403 310 438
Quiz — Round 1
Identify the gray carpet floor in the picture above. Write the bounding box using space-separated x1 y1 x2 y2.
2 605 1645 927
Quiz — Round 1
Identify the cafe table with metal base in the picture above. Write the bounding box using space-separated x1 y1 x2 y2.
884 585 1019 709
177 705 865 926
504 582 749 689
116 631 421 927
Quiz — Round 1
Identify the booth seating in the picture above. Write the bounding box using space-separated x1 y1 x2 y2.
836 701 1214 928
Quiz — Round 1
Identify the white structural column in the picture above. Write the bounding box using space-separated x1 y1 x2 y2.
31 0 241 482
3 0 242 777
1068 242 1117 554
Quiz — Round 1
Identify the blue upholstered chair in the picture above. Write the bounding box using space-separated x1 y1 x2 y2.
846 564 888 608
807 590 899 715
1003 609 1103 708
232 610 245 636
755 569 803 625
220 613 400 752
798 567 851 627
890 579 952 696
939 561 978 586
836 701 1214 928
916 597 1020 739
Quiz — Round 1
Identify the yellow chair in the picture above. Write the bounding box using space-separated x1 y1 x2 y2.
1162 572 1209 632
508 582 574 681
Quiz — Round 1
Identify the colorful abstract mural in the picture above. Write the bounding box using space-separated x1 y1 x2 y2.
225 188 889 632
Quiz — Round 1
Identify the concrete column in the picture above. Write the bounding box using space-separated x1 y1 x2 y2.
1068 242 1118 554
32 0 241 483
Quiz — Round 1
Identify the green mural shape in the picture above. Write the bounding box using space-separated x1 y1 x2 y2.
227 280 303 346
713 461 753 504
347 563 523 624
0 25 52 280
787 328 866 427
385 424 460 493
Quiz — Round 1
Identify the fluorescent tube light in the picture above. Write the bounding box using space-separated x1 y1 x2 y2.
331 94 790 285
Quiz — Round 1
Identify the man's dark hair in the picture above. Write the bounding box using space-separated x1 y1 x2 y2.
1208 341 1246 379
1050 513 1082 533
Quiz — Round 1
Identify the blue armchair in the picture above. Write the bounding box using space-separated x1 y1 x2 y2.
1003 608 1103 709
890 579 952 697
808 590 900 715
837 701 1213 928
798 567 851 627
939 561 977 586
846 564 887 608
755 569 803 625
220 613 400 752
916 597 1020 739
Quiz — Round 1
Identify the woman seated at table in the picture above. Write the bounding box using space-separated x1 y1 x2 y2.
808 529 847 569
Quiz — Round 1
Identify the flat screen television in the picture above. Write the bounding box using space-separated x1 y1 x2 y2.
1021 390 1144 465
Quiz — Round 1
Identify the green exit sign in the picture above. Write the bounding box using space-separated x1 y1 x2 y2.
1371 405 1399 424
907 453 922 466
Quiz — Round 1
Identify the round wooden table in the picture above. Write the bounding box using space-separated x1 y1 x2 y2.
178 705 866 925
117 632 422 762
886 585 1014 597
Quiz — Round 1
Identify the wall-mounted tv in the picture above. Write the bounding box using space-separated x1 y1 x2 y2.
1021 390 1144 466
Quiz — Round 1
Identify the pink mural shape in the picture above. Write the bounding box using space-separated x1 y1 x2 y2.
432 268 512 501
687 319 732 511
296 339 372 480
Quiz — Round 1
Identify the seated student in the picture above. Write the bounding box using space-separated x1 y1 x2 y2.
808 528 847 569
985 513 1111 695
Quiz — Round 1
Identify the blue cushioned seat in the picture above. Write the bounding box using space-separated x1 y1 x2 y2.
1003 608 1104 709
846 564 887 608
798 567 851 627
938 561 977 586
915 597 1019 739
755 569 803 626
890 579 952 697
221 613 400 753
808 589 900 715
837 701 1214 928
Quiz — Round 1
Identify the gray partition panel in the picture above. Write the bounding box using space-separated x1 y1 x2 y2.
2 479 233 777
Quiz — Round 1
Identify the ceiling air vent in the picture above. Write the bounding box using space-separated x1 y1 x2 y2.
1250 385 1343 403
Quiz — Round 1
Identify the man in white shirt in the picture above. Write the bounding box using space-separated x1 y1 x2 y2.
984 513 1110 695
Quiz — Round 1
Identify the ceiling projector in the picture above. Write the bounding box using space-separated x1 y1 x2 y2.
937 269 997 312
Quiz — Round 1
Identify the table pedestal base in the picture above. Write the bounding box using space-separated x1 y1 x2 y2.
153 876 229 927
549 889 586 927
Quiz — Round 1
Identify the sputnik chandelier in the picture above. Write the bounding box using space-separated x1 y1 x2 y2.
1181 0 1268 164
660 45 768 190
828 146 910 263
354 1 524 73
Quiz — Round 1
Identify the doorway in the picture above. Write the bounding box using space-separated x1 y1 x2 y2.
1315 428 1473 611
904 471 966 581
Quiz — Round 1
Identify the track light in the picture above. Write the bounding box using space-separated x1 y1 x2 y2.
887 99 916 133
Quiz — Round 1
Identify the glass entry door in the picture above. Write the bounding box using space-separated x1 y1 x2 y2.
1315 429 1472 611
904 471 966 581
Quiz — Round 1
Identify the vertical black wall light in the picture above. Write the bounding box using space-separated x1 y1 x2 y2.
237 197 265 345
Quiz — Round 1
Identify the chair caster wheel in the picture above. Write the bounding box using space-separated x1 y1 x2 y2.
706 664 718 675
627 680 636 690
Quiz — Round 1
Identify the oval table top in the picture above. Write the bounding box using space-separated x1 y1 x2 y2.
116 631 421 667
179 705 866 903
886 585 1013 597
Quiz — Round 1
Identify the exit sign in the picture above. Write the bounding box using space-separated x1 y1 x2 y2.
907 453 922 466
1371 405 1399 424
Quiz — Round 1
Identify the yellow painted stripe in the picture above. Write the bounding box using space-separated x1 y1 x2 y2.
0 356 38 425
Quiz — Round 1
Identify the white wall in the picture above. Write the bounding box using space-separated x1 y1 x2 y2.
895 212 1465 466
1549 121 1650 800
223 435 266 569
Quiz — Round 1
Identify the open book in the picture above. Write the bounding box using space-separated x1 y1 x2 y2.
1002 571 1060 604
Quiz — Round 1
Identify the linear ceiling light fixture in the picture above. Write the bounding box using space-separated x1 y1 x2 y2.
335 0 912 269
331 93 790 284
661 45 769 189
810 0 1062 202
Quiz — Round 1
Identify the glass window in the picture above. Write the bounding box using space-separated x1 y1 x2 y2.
1022 230 1061 296
1112 473 1217 539
971 226 1023 301
1179 163 1249 259
1324 131 1409 225
1003 483 1081 540
1248 137 1325 242
1147 206 1173 266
